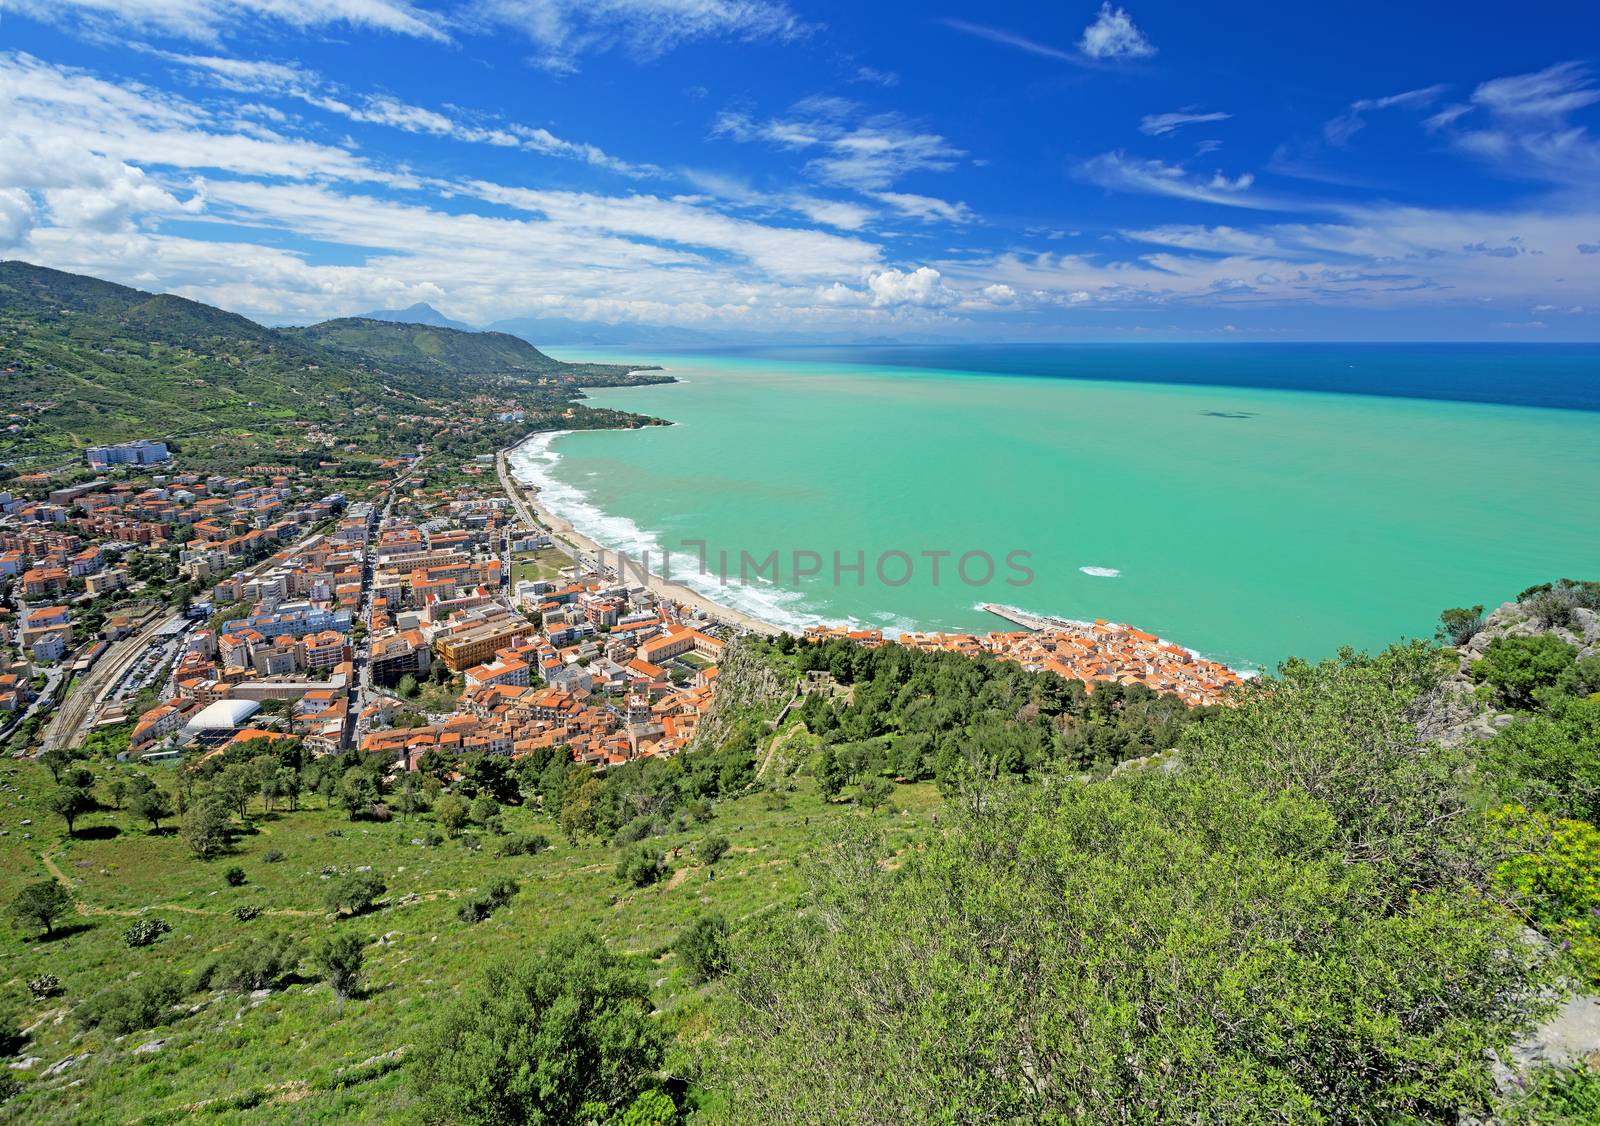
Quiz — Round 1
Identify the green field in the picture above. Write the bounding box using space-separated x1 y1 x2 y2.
0 755 939 1123
511 547 572 586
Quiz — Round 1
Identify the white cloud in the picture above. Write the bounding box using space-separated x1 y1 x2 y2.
1472 61 1600 118
1324 84 1446 146
460 181 882 280
1079 152 1270 209
6 0 447 43
0 188 36 249
1079 4 1155 61
940 19 1081 63
1430 62 1600 184
868 191 975 224
470 0 813 73
716 101 964 193
163 51 656 177
866 266 956 307
1140 110 1230 136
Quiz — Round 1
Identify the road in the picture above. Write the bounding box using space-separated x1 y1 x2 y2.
345 458 422 752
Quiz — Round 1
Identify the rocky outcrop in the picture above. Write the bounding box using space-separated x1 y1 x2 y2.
689 637 793 753
1413 596 1598 749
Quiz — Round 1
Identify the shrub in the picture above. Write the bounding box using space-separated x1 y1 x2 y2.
76 969 184 1034
697 834 730 867
613 817 663 847
224 866 247 887
615 845 666 888
1436 605 1485 646
325 871 386 917
435 794 469 836
470 795 499 826
675 913 730 983
460 876 521 924
1474 635 1579 708
181 798 231 860
262 849 284 864
26 974 60 1000
195 932 300 992
123 918 172 948
483 876 520 909
412 928 665 1124
457 897 493 925
312 932 366 1001
1489 805 1600 984
496 832 549 858
232 905 263 922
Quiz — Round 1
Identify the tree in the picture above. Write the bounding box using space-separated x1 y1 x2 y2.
129 785 175 832
9 881 71 938
858 776 893 814
338 769 378 820
470 794 500 827
107 776 128 810
397 673 420 699
217 763 256 820
396 776 422 821
560 775 607 843
325 871 386 917
435 793 470 836
276 767 303 812
182 798 231 860
45 785 96 837
675 913 730 983
1436 604 1485 646
815 745 845 800
412 929 667 1125
37 748 71 784
313 932 366 1003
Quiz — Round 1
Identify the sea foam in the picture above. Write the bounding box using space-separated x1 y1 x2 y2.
507 432 832 634
1079 566 1121 578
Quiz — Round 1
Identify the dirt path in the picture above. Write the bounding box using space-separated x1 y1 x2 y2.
757 721 809 782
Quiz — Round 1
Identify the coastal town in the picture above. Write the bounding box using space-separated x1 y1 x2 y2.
1 431 1247 774
804 611 1246 708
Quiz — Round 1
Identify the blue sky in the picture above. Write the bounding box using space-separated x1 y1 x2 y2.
1 1 1597 340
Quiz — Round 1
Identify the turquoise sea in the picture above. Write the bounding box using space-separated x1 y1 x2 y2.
511 345 1600 670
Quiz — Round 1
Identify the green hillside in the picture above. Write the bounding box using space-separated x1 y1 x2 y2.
0 263 667 465
4 588 1600 1122
0 262 382 462
283 318 561 378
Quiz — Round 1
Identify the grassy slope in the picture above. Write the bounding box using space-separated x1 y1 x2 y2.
0 760 939 1123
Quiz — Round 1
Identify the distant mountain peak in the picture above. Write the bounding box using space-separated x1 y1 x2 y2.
357 301 474 332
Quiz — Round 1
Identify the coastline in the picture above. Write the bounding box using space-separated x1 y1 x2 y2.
498 431 781 637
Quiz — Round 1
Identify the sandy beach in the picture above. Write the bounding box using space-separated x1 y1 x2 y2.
497 439 781 637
